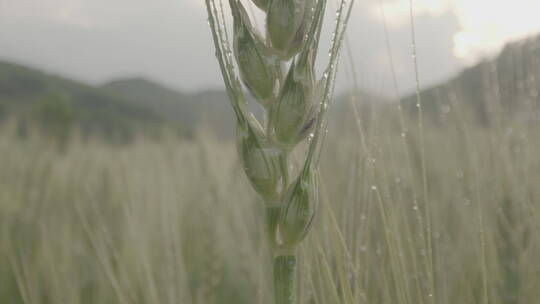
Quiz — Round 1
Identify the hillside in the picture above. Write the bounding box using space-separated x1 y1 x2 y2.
403 34 540 125
2 33 540 141
0 61 162 140
0 61 235 140
101 78 235 138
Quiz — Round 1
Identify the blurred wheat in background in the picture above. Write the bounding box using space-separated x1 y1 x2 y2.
1 0 540 303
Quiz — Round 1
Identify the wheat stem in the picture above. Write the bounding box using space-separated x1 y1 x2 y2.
205 0 354 302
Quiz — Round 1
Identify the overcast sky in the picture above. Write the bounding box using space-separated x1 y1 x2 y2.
0 0 539 95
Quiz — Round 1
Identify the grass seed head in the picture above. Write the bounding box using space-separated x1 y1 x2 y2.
236 121 281 205
283 0 318 59
267 0 307 59
205 0 353 301
279 169 319 247
250 0 270 11
271 57 316 147
231 0 277 103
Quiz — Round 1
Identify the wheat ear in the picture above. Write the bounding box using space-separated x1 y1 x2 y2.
204 0 354 302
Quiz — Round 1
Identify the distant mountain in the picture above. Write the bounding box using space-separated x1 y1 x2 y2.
101 78 235 138
402 34 540 125
2 33 539 141
0 60 235 140
0 61 162 140
101 78 193 124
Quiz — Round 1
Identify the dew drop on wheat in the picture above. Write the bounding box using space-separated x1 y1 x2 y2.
442 105 451 114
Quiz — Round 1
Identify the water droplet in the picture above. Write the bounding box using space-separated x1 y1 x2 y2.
441 105 451 114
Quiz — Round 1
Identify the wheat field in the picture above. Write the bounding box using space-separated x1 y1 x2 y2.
1 84 539 304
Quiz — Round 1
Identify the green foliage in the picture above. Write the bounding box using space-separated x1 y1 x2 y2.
0 98 540 303
403 35 540 126
0 61 237 141
32 92 75 141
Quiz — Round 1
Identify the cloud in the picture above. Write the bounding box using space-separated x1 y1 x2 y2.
0 0 90 26
371 0 540 65
372 0 451 28
453 0 540 63
0 0 537 94
0 0 221 91
346 0 461 94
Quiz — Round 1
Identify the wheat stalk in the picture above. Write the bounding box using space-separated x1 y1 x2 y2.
204 0 354 302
